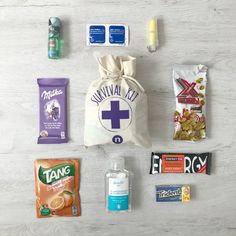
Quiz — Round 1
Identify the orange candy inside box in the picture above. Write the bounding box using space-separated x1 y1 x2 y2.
34 159 81 217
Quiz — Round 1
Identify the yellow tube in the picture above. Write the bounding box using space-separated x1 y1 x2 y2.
147 17 158 52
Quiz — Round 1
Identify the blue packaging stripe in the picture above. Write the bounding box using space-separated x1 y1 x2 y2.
108 195 128 211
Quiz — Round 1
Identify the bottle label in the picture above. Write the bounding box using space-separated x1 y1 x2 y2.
49 38 56 48
108 178 129 211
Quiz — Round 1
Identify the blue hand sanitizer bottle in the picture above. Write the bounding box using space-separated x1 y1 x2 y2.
105 157 132 212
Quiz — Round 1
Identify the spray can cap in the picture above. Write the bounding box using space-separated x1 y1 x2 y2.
49 17 61 36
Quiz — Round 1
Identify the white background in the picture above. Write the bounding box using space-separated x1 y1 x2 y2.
0 0 236 235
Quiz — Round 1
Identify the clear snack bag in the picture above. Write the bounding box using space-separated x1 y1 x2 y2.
173 64 208 141
84 55 151 148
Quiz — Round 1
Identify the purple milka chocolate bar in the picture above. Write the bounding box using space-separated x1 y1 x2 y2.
37 78 69 144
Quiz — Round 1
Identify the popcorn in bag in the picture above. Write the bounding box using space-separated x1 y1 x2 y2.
173 64 208 141
84 55 151 148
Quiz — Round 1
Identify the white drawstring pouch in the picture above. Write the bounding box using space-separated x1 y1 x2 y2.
84 55 151 148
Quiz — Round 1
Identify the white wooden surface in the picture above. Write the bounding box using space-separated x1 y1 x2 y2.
0 0 236 235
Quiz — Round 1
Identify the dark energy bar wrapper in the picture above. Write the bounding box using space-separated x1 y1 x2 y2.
37 78 69 144
156 185 190 202
150 152 211 174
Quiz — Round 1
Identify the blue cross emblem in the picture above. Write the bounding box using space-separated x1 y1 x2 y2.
101 101 129 129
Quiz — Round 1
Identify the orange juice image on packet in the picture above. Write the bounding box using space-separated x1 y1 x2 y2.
34 159 81 218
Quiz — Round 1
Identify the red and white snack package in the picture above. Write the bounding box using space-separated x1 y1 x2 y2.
173 64 208 141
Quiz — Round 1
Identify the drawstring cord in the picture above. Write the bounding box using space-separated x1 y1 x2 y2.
96 57 145 93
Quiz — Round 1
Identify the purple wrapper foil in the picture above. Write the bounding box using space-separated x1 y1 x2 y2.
37 78 69 144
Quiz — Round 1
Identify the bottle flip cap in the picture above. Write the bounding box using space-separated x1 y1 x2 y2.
110 157 125 170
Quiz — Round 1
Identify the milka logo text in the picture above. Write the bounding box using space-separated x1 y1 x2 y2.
41 89 63 100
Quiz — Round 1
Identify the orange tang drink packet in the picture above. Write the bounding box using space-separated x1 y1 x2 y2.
34 159 81 218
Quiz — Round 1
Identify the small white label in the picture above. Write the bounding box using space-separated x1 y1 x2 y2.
61 131 65 139
109 178 128 196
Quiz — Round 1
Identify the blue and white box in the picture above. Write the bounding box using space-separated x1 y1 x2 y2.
156 185 191 202
86 24 129 46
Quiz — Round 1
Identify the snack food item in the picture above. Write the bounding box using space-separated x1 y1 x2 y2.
34 159 80 217
84 55 151 148
150 152 211 174
37 78 68 144
86 24 129 46
173 64 208 141
156 185 190 202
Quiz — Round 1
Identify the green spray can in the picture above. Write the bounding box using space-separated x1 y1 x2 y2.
48 17 62 59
